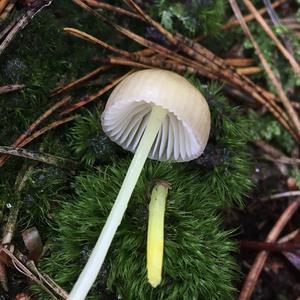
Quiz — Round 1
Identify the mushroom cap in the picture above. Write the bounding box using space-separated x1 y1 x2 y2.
101 69 211 162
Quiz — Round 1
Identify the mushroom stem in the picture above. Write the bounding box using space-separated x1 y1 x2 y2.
147 181 169 288
68 105 168 300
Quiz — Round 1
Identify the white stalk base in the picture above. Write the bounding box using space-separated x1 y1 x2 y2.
68 105 167 300
147 182 169 288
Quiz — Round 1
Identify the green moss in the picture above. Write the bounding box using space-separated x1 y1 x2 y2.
68 109 121 166
31 160 239 300
151 0 226 36
248 110 295 154
189 80 253 207
17 166 71 233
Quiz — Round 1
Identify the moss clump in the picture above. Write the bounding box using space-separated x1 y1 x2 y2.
68 110 121 166
32 160 238 300
152 0 226 36
189 81 253 208
18 166 71 233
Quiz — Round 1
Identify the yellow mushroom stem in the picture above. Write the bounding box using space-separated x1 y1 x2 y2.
147 181 170 288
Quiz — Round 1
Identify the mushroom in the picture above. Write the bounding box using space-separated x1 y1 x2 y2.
69 69 211 299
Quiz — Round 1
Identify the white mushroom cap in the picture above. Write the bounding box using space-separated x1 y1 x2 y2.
101 69 211 162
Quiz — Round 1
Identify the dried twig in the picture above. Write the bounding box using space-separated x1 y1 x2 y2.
0 0 53 56
0 1 15 21
237 67 262 75
74 0 294 139
0 84 25 95
51 65 111 97
254 139 287 158
224 58 255 67
0 115 76 167
12 96 71 148
82 0 142 20
0 146 80 170
1 165 33 246
264 191 300 201
239 200 300 300
1 201 22 246
1 247 68 299
0 96 72 167
240 240 300 252
59 72 131 116
0 0 10 15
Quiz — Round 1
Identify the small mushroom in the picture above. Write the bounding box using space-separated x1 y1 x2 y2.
69 69 211 299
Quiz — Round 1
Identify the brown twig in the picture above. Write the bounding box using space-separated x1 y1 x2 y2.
239 200 300 300
0 1 14 21
240 240 300 252
0 164 33 292
0 0 10 15
0 115 76 167
279 229 299 243
64 27 130 57
242 0 300 78
82 0 142 20
0 84 25 95
1 247 67 299
16 116 76 149
1 201 22 246
262 155 300 166
1 165 33 246
0 0 53 56
224 58 255 67
51 65 111 97
0 96 71 166
59 72 131 116
0 146 80 170
237 67 262 75
253 139 286 158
